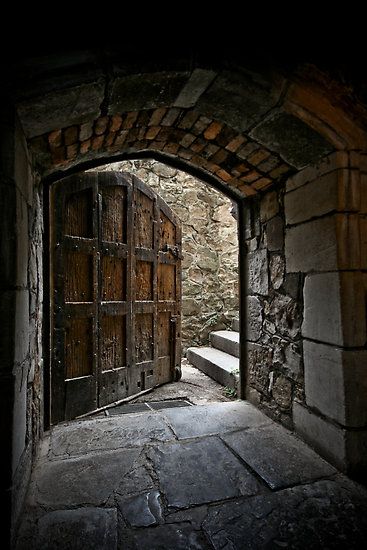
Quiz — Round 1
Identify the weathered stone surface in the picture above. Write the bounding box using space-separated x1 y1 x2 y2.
17 82 105 138
117 490 163 527
116 464 154 496
16 192 29 287
50 414 174 457
293 401 347 470
32 448 139 507
260 191 279 222
251 110 333 168
197 70 281 133
304 340 367 427
287 213 362 272
282 272 302 300
271 375 292 409
14 289 29 365
248 249 268 295
246 296 262 341
166 506 209 528
186 347 238 391
222 424 335 489
210 330 239 357
302 272 366 347
19 508 117 550
284 342 302 380
286 151 349 192
148 437 263 509
264 293 301 339
270 254 284 289
119 523 210 550
286 216 335 273
248 342 273 395
12 367 27 474
109 72 188 113
162 401 271 439
285 169 359 225
266 215 284 251
203 478 367 549
174 69 217 108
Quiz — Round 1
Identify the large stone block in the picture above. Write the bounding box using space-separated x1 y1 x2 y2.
293 400 347 470
302 272 366 347
109 72 188 113
197 69 282 133
248 249 268 295
173 69 217 108
17 82 105 138
286 151 349 192
285 214 361 273
250 110 333 169
285 169 360 225
304 340 367 427
293 401 367 474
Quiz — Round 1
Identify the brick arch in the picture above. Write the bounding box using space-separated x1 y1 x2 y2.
31 107 293 198
22 61 367 197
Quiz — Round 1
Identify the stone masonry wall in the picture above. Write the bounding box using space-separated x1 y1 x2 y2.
96 160 239 351
245 186 304 429
0 108 44 542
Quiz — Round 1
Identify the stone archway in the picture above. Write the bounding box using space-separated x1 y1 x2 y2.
2 50 367 543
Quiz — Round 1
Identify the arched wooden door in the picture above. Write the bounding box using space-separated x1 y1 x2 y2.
50 171 182 424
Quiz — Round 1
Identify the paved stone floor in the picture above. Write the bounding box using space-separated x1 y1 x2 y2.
14 399 367 549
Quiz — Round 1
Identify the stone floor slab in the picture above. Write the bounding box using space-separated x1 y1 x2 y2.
162 401 271 439
50 412 174 457
116 490 163 527
118 523 211 550
222 424 336 489
148 436 264 509
202 477 367 549
32 448 140 507
16 508 117 550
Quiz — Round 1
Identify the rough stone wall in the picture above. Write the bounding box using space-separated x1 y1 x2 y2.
245 187 304 430
12 155 44 534
285 151 367 475
0 107 44 543
96 159 239 350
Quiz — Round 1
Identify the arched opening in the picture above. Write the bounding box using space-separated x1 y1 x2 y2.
3 51 367 546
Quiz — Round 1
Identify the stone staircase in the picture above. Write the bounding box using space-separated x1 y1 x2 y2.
186 318 240 393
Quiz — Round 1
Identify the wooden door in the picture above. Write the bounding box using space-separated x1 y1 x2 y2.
50 171 181 424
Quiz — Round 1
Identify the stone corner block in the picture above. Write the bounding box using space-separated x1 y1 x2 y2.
304 340 367 427
293 400 347 471
285 214 361 274
302 272 366 347
285 169 361 226
286 151 349 193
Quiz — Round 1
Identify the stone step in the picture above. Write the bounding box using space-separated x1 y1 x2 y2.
232 317 239 332
210 330 240 358
186 347 239 390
